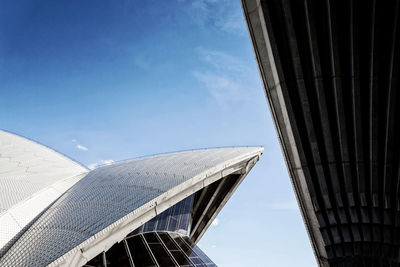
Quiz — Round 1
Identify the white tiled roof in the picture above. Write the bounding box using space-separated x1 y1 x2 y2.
0 130 88 249
0 146 262 267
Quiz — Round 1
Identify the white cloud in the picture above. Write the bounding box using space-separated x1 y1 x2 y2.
76 144 88 151
88 163 97 170
215 11 246 35
101 159 114 165
193 71 240 109
182 0 247 36
211 218 219 226
87 159 115 170
71 139 77 143
197 48 250 73
193 49 258 109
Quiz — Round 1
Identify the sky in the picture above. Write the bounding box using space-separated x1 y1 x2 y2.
0 0 315 266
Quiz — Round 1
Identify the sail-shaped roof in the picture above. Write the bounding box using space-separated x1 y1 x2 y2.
0 147 262 267
0 130 88 249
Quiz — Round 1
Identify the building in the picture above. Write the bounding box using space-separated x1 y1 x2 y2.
242 0 400 266
0 130 262 266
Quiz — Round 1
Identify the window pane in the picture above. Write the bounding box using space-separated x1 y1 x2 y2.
170 250 193 266
144 232 159 244
158 233 179 251
143 217 157 232
126 236 156 267
167 204 181 231
104 241 131 267
192 246 213 264
156 209 170 231
148 243 176 266
190 257 205 265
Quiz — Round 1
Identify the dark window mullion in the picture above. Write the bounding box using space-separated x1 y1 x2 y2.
123 240 135 267
163 232 195 266
154 232 179 266
139 234 160 267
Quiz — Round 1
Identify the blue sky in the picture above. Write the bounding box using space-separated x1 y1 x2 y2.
0 0 315 266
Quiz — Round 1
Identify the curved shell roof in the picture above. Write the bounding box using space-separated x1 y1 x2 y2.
0 147 262 267
0 130 88 249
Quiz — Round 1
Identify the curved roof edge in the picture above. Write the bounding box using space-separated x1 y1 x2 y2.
0 129 88 171
51 148 263 267
191 155 259 244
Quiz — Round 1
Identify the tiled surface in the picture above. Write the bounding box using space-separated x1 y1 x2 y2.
0 130 87 212
0 147 261 266
0 131 88 248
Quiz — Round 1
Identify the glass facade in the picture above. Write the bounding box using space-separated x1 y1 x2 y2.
85 231 216 267
85 194 216 267
131 195 194 236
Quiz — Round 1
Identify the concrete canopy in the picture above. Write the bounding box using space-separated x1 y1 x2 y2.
242 0 400 265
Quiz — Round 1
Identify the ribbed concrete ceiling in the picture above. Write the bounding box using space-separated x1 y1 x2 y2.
242 0 400 266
